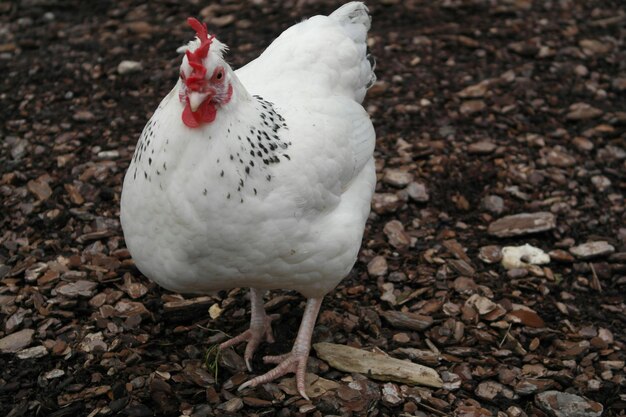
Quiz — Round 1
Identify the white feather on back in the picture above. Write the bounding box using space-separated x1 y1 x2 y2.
235 1 375 191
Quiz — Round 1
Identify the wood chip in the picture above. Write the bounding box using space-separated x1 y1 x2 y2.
313 342 443 388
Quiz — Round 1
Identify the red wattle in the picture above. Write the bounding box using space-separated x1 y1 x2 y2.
197 100 217 124
182 103 200 128
182 100 216 128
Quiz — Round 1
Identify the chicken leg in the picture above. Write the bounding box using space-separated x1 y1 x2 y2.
239 297 322 400
219 288 279 371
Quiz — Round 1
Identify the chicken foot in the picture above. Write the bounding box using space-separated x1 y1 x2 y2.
219 288 279 371
238 297 322 400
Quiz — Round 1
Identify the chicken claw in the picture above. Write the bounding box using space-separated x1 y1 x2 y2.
239 349 310 398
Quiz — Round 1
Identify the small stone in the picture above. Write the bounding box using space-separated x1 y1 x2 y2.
383 169 413 187
482 195 504 214
570 241 615 259
501 244 550 270
536 390 603 417
488 212 556 237
0 329 35 353
117 60 143 75
566 103 603 121
406 182 429 202
468 141 496 154
367 256 388 277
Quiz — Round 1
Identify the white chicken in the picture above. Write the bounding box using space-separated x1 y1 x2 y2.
120 2 376 399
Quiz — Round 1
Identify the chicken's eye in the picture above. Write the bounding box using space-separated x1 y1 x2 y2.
211 67 225 83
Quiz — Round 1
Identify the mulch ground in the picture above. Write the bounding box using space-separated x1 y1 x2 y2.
1 0 625 416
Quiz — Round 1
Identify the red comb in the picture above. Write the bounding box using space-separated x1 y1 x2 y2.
184 17 215 91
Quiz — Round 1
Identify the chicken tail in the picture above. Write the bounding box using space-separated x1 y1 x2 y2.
330 2 377 100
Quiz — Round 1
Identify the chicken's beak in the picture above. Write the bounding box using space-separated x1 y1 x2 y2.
189 92 211 112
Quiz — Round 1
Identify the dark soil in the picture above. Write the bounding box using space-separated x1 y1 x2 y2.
1 0 625 416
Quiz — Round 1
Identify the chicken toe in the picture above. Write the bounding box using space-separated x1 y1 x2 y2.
238 297 322 399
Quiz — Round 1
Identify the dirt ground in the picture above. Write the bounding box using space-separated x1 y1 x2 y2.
1 0 625 416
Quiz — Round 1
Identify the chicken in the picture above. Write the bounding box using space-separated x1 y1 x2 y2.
120 2 376 399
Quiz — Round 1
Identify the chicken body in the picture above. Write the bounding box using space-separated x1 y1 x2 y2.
120 2 376 398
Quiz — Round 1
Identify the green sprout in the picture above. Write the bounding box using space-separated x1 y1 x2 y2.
204 344 221 382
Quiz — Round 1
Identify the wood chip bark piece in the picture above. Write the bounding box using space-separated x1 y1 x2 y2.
535 390 603 417
0 328 35 353
313 342 443 388
27 178 52 200
56 280 98 297
507 309 545 328
163 296 213 322
57 385 111 406
569 241 615 259
278 374 340 398
383 220 411 249
16 345 48 359
381 310 434 331
488 212 556 237
367 256 388 277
